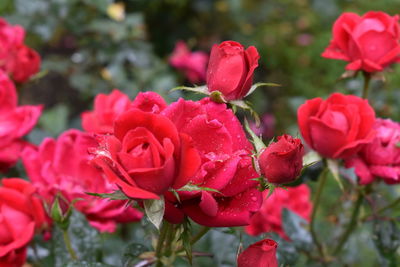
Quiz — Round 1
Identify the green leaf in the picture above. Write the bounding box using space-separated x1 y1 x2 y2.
209 229 237 266
85 190 129 200
170 85 208 95
48 211 102 267
230 100 260 126
373 220 400 264
302 151 321 168
245 82 281 97
39 104 69 136
177 183 221 194
282 208 312 251
121 243 149 267
144 196 165 230
396 142 400 148
327 159 344 192
243 118 265 155
30 69 49 82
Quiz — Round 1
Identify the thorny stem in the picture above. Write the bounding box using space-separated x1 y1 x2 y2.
63 230 78 260
190 227 210 245
155 222 170 267
333 190 364 255
362 71 371 99
310 167 329 261
362 196 400 221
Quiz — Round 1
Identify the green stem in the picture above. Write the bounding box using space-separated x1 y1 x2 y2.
155 222 170 267
310 167 328 260
164 223 177 257
333 190 364 255
362 71 371 99
190 227 210 245
362 196 400 221
63 230 78 260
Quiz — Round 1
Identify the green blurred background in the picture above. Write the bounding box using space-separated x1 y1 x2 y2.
2 1 400 266
2 0 400 141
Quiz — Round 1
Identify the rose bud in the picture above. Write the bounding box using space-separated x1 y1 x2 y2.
258 134 304 184
297 93 375 159
206 40 260 100
237 238 278 267
322 11 400 73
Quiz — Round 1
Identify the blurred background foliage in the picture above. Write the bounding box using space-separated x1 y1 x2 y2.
2 0 400 266
1 0 400 138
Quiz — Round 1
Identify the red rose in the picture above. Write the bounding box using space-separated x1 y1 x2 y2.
237 238 279 267
169 41 209 84
259 134 304 184
206 41 260 100
82 90 167 134
92 94 201 200
322 12 400 73
245 185 312 238
0 178 46 267
162 98 262 227
21 130 143 233
345 118 400 185
0 71 41 172
297 93 375 159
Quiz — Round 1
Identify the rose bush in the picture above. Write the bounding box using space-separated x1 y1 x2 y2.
162 97 262 227
169 41 209 84
206 40 260 100
297 93 375 159
0 71 41 172
237 238 278 267
322 11 400 73
21 129 142 232
245 184 312 238
258 134 304 184
345 118 400 185
92 91 262 227
0 178 46 267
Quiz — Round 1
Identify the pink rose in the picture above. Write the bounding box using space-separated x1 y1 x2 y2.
297 93 375 159
206 41 260 100
0 71 41 172
169 41 209 84
0 18 41 82
345 118 400 185
322 12 400 72
0 18 24 59
245 184 312 238
81 90 167 134
21 130 143 233
8 45 41 83
0 178 46 267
